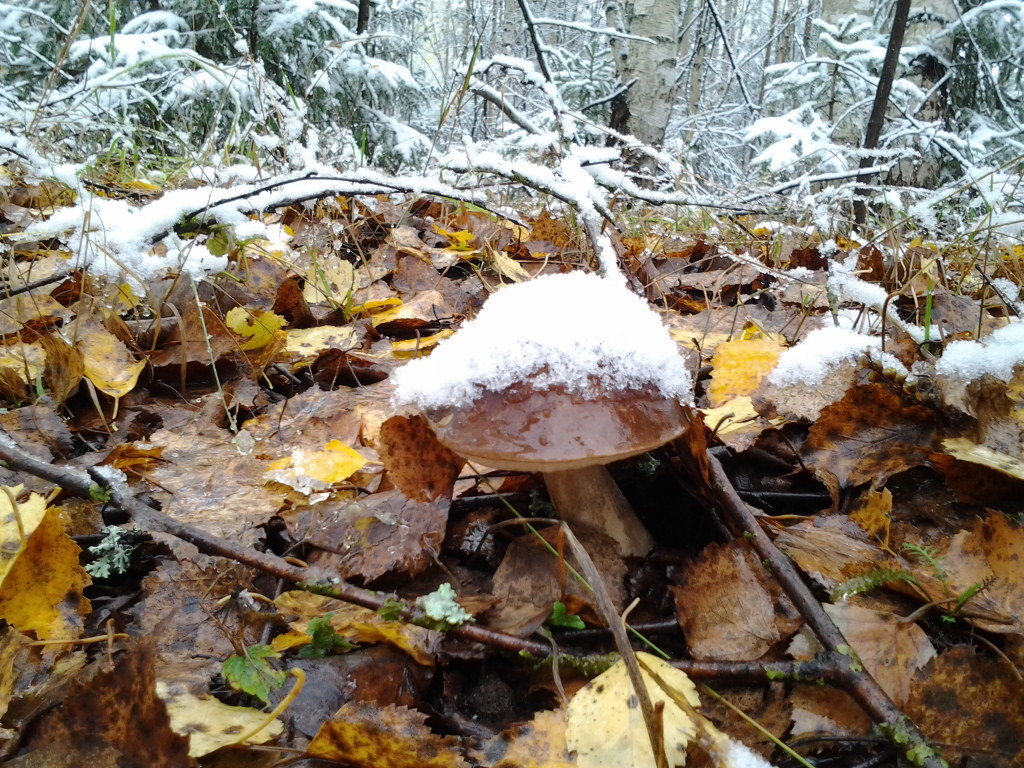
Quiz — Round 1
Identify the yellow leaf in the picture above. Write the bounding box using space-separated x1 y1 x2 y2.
0 491 91 641
350 298 403 318
225 307 287 351
849 488 892 547
116 283 141 310
304 259 356 305
941 438 1024 480
707 334 785 407
284 326 358 358
77 322 146 398
566 652 700 768
391 330 454 359
156 681 282 757
0 342 46 386
431 225 476 252
700 395 761 436
275 591 437 666
264 440 368 493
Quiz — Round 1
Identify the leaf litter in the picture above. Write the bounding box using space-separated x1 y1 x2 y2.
0 168 1023 768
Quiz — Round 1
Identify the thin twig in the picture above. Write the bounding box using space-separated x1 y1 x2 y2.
705 451 946 768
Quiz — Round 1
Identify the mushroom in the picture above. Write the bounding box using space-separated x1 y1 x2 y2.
393 271 692 557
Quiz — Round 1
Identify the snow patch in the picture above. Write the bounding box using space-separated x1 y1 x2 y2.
935 321 1024 383
393 272 693 410
768 326 908 387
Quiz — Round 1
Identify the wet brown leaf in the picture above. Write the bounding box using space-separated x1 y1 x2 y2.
377 415 464 502
472 709 574 768
282 490 449 583
24 642 193 767
804 381 940 487
673 540 801 661
906 646 1024 766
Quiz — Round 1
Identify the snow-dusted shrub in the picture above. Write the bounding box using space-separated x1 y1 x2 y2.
0 0 429 170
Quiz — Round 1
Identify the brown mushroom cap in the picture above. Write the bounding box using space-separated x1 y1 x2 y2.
425 378 688 472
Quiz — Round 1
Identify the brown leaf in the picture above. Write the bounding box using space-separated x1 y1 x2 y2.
378 415 464 502
673 540 801 661
804 381 940 487
906 647 1024 766
774 515 891 591
283 490 449 582
823 603 935 706
25 642 193 767
308 702 468 767
486 527 625 637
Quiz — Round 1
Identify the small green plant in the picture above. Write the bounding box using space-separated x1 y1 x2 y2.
88 483 113 503
546 601 585 630
902 542 948 584
222 645 287 705
84 526 136 577
831 567 920 602
295 614 357 658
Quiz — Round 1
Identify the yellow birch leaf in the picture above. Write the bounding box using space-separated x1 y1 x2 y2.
431 225 476 252
77 322 146 398
391 330 454 359
707 334 785 408
274 591 437 666
0 491 91 641
156 681 282 757
225 307 287 351
304 259 356 305
350 298 403 317
284 326 358 358
264 440 368 493
566 652 700 768
0 342 46 386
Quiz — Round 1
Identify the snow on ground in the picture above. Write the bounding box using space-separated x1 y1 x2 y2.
935 320 1024 383
768 326 908 388
393 271 693 410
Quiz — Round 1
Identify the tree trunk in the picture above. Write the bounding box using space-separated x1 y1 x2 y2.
606 0 680 148
853 0 911 226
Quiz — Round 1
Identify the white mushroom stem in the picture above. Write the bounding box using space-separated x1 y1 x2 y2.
543 466 655 557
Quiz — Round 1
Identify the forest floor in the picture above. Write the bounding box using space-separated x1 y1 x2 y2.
1 166 1023 768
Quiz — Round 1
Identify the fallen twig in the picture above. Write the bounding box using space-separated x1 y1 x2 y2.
705 450 946 768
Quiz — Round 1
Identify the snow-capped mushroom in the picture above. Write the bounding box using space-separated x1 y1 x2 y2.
393 271 693 557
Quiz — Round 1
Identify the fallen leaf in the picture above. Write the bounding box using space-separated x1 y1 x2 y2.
308 701 468 767
473 709 574 768
264 439 369 495
74 319 147 398
673 540 801 661
281 490 449 582
23 642 192 767
565 652 700 768
941 437 1024 480
377 415 464 502
707 334 785 407
823 603 935 706
905 646 1024 766
848 488 892 547
0 489 91 641
156 680 283 757
804 381 940 487
225 307 287 351
273 591 439 666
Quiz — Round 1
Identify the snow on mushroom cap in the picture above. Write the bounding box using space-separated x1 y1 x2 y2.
393 271 692 411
